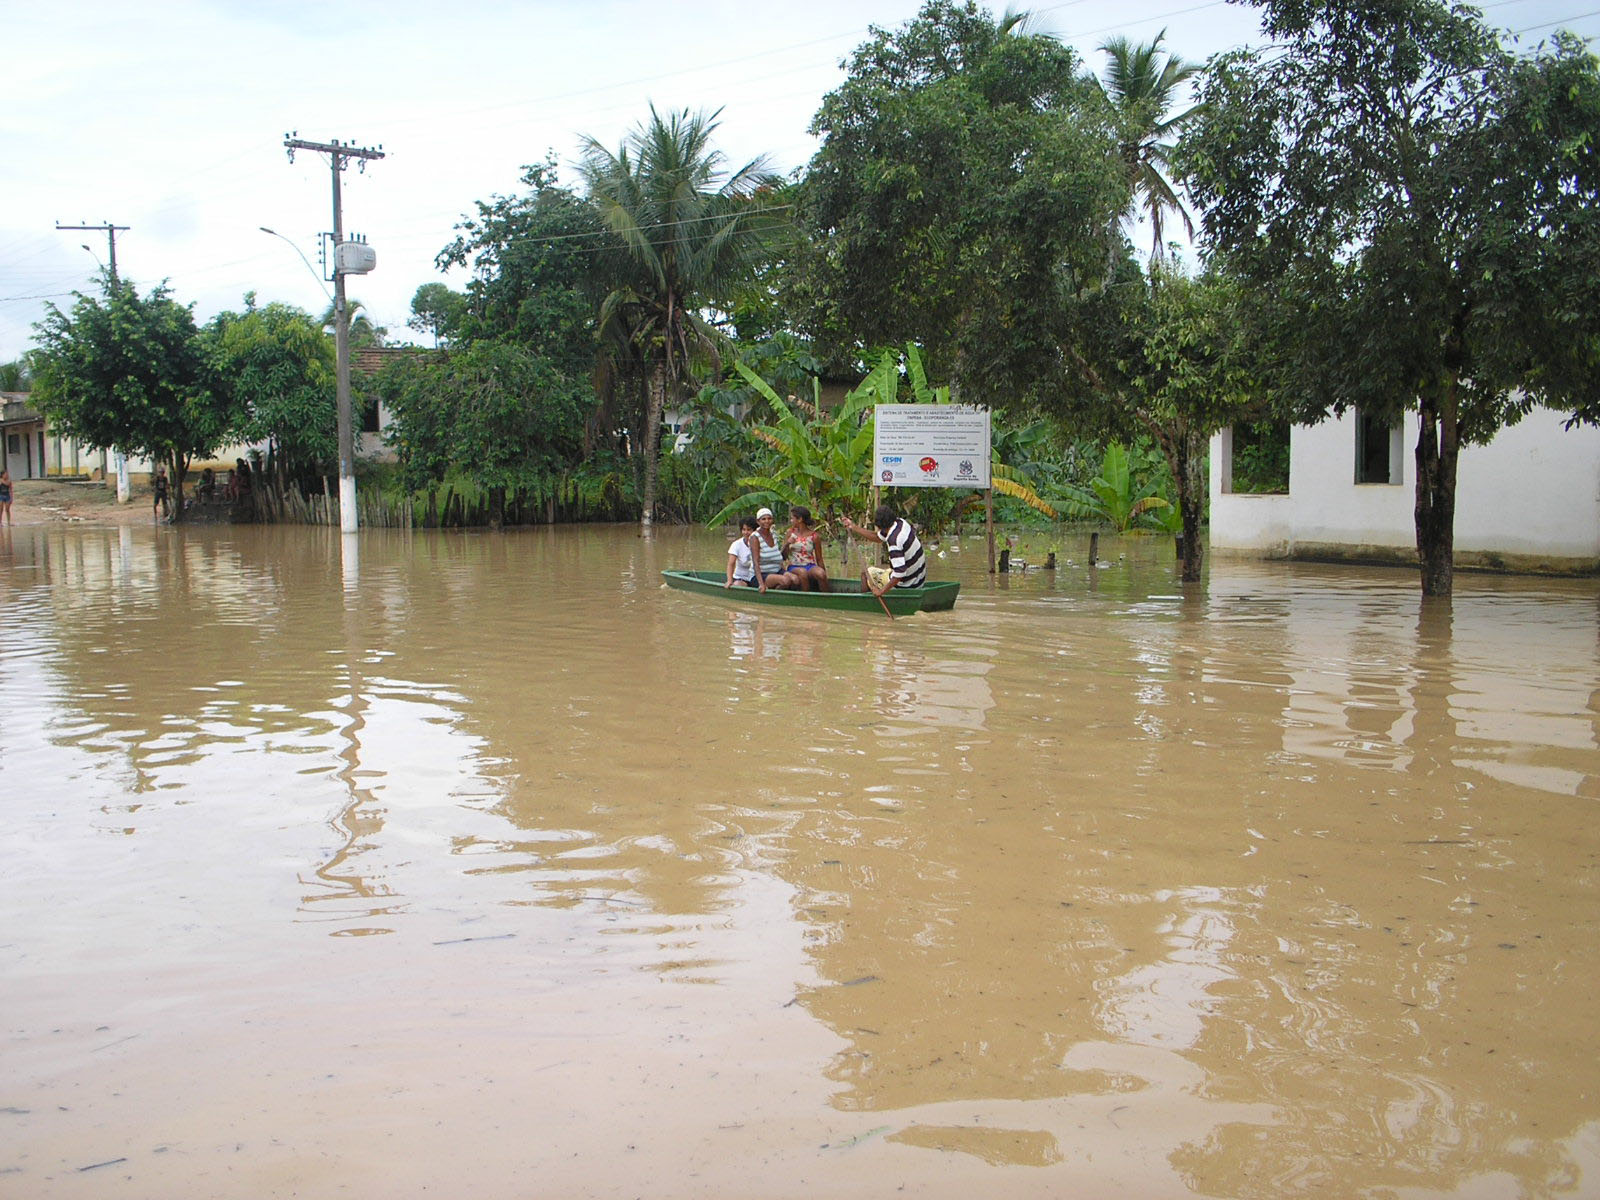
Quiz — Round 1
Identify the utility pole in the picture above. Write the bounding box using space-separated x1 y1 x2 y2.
56 221 129 283
57 221 132 502
283 134 384 533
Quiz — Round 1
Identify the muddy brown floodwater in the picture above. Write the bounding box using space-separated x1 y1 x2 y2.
2 522 1597 1199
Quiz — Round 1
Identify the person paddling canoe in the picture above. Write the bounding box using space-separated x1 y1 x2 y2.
840 506 926 596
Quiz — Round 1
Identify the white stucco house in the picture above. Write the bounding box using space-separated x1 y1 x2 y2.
1210 407 1600 574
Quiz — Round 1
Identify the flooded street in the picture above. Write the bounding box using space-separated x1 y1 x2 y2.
3 522 1598 1198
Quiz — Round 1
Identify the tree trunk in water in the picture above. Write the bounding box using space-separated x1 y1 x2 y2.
1414 381 1459 598
489 486 505 530
1176 427 1206 584
640 365 666 534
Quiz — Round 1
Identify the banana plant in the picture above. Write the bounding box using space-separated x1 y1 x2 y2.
1050 442 1171 531
706 364 875 529
991 464 1058 518
706 345 940 530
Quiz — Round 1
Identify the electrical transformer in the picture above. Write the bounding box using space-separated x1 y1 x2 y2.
334 240 377 275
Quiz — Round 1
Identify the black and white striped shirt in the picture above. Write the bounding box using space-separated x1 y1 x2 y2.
884 518 926 588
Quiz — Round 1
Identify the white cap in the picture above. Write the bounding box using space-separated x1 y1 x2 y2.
756 507 774 518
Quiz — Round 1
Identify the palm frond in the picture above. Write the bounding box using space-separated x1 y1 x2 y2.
992 471 1059 518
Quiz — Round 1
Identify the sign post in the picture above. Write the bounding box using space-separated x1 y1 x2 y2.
872 405 996 570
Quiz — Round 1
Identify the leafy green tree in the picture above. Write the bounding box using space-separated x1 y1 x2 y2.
1093 30 1202 260
704 177 808 344
800 0 1127 408
406 283 468 347
989 416 1095 500
378 341 587 526
1182 1 1600 595
206 297 335 496
1123 268 1254 579
436 157 604 379
660 333 826 522
32 275 230 510
373 353 451 493
1027 262 1254 579
579 106 783 532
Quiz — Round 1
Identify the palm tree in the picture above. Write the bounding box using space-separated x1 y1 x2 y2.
318 298 387 349
579 105 779 532
1095 30 1202 260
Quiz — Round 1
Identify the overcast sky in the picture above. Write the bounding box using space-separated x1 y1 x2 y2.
3 0 1594 364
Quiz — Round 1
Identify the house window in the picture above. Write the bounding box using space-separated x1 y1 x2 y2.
1221 421 1290 494
1354 410 1402 484
6 433 18 455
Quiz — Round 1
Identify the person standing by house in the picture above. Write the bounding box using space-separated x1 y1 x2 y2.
152 465 170 520
0 468 12 525
841 505 926 596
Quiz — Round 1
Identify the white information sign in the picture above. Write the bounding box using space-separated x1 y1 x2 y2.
873 405 992 489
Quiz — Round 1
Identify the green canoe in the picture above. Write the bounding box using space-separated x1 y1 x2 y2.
661 570 960 614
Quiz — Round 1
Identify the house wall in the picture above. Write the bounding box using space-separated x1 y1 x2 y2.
3 421 47 479
1210 408 1600 571
1453 413 1600 560
1209 425 1293 554
1287 412 1415 552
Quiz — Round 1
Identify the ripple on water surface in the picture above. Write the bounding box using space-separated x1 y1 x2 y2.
1 524 1597 1198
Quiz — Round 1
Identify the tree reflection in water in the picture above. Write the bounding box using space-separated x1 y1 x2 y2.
3 525 1597 1197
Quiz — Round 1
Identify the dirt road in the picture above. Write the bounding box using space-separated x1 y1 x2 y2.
5 477 157 527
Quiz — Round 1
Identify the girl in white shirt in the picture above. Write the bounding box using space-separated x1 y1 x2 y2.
725 515 760 587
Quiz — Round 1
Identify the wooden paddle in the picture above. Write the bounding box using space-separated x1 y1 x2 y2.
846 514 894 620
871 583 894 621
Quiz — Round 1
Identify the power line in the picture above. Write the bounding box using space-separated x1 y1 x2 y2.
1056 0 1230 43
0 291 78 304
1511 7 1600 31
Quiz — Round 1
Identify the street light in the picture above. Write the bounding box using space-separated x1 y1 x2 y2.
258 227 332 300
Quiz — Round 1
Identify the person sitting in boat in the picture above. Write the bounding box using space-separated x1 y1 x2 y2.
783 506 829 593
725 515 760 588
751 507 793 592
841 506 926 596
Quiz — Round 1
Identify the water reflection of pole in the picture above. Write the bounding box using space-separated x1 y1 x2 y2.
302 534 392 928
342 531 359 592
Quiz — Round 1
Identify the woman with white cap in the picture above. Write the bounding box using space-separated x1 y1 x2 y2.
751 507 792 591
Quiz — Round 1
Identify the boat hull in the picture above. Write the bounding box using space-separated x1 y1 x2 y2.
661 570 959 614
